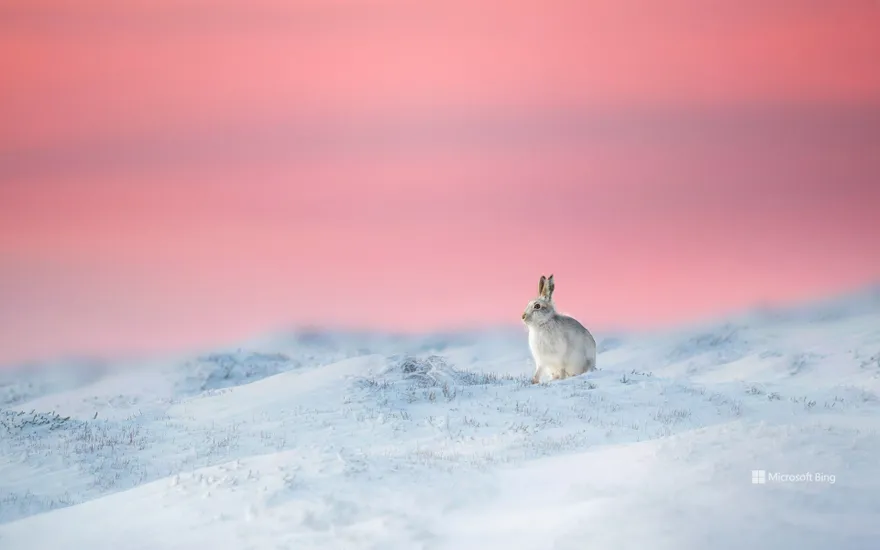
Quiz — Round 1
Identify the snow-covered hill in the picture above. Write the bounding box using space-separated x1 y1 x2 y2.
2 287 880 549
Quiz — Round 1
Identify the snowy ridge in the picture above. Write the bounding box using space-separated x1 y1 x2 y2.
1 288 880 549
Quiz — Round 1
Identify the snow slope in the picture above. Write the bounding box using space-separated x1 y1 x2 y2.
1 288 880 549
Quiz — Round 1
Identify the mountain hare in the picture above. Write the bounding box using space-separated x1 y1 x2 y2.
521 274 597 384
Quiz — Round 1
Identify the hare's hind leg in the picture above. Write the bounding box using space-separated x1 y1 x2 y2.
545 365 568 382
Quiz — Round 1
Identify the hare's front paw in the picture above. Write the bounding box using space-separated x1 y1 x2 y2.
531 365 546 384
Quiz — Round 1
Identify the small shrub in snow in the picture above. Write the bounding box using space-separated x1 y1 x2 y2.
361 355 529 393
653 408 692 425
0 409 71 433
197 352 292 391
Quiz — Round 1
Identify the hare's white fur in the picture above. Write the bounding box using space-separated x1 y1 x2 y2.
522 274 596 384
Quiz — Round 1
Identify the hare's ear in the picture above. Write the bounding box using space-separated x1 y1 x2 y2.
538 275 547 297
545 274 555 301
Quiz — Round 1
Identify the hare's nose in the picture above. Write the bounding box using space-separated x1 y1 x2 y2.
521 312 526 320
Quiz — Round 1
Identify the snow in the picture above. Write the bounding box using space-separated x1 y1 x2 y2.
2 287 880 549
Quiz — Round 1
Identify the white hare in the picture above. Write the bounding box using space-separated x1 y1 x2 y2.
521 274 597 384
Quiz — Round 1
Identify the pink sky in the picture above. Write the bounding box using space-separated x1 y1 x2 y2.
2 0 880 364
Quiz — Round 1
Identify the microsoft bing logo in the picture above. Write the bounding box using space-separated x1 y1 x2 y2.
750 469 836 484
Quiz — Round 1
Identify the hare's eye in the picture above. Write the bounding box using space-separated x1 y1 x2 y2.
534 303 541 309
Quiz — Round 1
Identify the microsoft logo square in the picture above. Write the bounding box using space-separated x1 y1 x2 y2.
752 470 766 484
